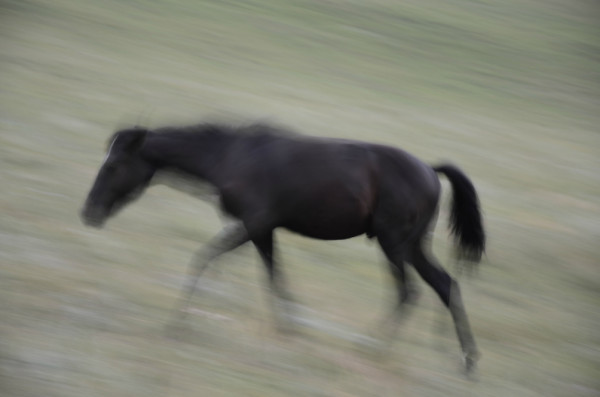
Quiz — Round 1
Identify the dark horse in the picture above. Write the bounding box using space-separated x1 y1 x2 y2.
81 122 485 370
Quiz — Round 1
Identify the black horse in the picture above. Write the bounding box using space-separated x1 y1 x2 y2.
81 122 485 370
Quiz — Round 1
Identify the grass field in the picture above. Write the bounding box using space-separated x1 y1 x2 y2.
1 1 599 396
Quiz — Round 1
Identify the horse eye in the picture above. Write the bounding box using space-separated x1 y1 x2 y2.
104 163 118 174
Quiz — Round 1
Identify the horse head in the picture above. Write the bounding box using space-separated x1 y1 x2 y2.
81 127 155 227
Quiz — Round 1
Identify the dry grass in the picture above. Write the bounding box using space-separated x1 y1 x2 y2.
1 1 599 396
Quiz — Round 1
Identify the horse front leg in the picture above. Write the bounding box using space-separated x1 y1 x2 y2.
251 231 297 332
172 222 249 322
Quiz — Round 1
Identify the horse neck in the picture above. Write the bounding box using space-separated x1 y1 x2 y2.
143 129 236 185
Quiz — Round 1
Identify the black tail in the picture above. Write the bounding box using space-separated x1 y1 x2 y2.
434 164 485 262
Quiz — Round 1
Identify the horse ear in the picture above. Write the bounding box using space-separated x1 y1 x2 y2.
122 128 148 153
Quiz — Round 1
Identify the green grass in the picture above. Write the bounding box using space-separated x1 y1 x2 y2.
1 1 599 396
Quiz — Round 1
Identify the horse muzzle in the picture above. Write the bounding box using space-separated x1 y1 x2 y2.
80 205 107 228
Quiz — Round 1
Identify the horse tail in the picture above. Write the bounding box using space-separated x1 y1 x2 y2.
433 164 485 262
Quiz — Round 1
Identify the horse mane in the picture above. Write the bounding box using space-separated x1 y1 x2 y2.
237 122 299 138
105 126 148 151
154 121 300 141
106 121 301 153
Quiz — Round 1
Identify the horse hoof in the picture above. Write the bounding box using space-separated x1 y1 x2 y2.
164 320 192 341
465 356 476 372
462 350 480 376
405 287 420 305
275 322 297 335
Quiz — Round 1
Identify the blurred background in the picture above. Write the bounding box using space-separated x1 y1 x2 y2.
1 1 599 396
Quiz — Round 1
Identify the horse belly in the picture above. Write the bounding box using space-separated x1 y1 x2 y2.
268 141 376 239
282 196 371 240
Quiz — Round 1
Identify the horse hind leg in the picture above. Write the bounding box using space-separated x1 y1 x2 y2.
410 238 479 372
372 228 420 346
